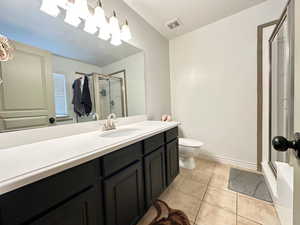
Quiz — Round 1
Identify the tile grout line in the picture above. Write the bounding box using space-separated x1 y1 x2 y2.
193 169 214 225
236 191 238 225
238 215 264 225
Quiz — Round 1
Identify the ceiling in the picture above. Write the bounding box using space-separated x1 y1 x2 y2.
0 0 141 67
123 0 266 39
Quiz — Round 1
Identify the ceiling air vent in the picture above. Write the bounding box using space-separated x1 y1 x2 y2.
166 18 181 30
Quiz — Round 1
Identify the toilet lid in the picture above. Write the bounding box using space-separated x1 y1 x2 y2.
179 138 204 147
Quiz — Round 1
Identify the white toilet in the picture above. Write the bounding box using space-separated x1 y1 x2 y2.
179 138 204 169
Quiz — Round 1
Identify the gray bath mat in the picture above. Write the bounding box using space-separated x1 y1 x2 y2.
228 168 273 203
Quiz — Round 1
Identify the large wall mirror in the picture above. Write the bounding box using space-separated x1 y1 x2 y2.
0 0 146 132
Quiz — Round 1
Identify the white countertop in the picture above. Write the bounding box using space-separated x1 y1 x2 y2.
0 121 179 196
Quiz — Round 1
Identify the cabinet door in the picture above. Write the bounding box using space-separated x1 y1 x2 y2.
166 139 179 185
29 187 98 225
144 146 166 208
0 41 54 132
104 161 144 225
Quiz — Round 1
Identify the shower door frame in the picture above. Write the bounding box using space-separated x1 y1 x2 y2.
257 20 279 172
268 4 294 175
108 70 128 117
93 72 128 119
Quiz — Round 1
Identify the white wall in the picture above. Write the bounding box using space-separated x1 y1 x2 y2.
170 0 286 169
53 55 102 77
102 52 146 116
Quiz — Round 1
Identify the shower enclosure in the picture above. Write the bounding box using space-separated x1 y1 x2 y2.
269 7 293 174
93 71 128 120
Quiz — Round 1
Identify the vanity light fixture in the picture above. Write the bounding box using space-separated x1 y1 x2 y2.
64 0 81 27
84 10 98 34
94 0 106 29
84 16 98 34
39 0 132 46
110 34 122 46
40 0 60 17
65 0 90 27
77 0 90 20
121 20 132 42
109 11 120 35
98 19 111 40
109 11 122 46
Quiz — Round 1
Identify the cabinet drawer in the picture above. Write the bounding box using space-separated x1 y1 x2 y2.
0 160 98 225
165 127 178 143
100 142 143 177
144 133 164 154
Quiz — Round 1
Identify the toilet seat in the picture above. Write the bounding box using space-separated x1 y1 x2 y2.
179 138 203 148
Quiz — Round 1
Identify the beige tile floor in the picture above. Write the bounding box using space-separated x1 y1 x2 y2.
138 158 281 225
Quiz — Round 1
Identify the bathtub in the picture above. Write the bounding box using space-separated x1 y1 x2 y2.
263 161 293 225
276 162 294 225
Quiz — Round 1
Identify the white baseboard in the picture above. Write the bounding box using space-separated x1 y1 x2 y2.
196 153 257 170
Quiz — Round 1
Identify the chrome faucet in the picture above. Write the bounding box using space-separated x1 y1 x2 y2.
102 113 117 131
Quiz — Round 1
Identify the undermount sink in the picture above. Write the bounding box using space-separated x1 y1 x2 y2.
100 128 140 138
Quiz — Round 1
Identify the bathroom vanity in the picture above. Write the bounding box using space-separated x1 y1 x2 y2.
0 121 179 225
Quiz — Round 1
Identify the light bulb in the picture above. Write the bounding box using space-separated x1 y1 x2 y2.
98 20 111 40
94 6 106 28
84 13 98 34
77 0 90 20
110 33 122 46
40 0 60 17
109 11 120 36
65 11 81 27
56 0 68 9
64 0 81 27
121 21 132 41
98 18 111 40
84 21 98 34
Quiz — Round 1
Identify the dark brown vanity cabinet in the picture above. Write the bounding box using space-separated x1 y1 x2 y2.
0 160 102 225
28 187 98 225
0 127 178 225
166 139 179 185
103 161 144 225
144 146 166 208
165 128 179 185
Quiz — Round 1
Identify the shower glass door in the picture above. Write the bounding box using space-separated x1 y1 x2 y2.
109 78 123 117
95 73 127 120
269 15 293 173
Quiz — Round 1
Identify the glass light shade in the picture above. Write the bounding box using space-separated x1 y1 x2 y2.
64 0 81 27
84 14 98 34
76 0 90 20
110 33 122 46
65 10 81 27
109 15 120 36
56 0 68 9
40 0 60 17
98 19 111 40
94 6 106 28
121 24 132 41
